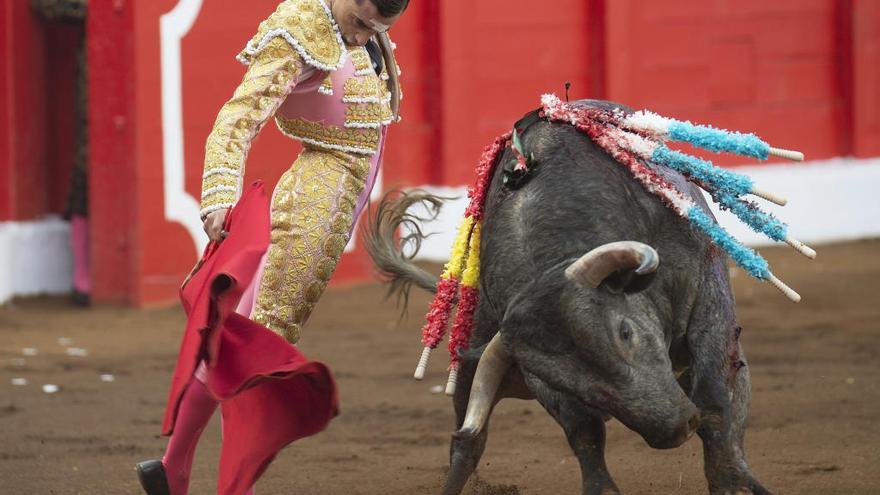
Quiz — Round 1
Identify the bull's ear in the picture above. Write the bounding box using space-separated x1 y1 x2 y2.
565 241 659 294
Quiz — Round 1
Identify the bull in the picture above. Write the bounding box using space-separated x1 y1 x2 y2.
365 100 771 495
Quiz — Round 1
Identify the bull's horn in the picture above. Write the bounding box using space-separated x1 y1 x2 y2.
565 241 659 289
454 333 512 439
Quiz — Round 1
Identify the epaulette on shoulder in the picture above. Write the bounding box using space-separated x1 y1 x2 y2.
236 0 346 71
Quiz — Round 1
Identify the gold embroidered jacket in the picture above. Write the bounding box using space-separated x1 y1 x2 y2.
199 0 400 219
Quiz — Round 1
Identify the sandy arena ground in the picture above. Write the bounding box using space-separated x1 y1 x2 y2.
1 240 878 494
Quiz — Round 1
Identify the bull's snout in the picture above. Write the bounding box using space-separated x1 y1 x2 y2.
645 409 701 450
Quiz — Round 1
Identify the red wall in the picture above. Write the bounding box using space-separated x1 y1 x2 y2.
88 0 140 303
1 0 48 221
607 0 850 165
44 25 83 214
438 0 604 183
0 1 81 221
4 0 878 306
853 0 880 157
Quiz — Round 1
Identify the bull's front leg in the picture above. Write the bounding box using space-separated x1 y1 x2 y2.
443 332 534 495
688 316 771 495
442 353 489 495
524 371 620 495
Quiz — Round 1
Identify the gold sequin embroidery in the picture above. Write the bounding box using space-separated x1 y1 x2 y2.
275 115 381 155
237 0 345 71
252 149 369 343
348 46 372 74
346 101 394 128
342 75 383 102
319 73 334 95
200 38 304 217
340 49 394 128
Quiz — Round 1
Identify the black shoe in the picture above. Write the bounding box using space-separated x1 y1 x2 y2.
135 459 171 495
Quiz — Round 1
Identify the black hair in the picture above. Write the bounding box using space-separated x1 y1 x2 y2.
367 0 409 18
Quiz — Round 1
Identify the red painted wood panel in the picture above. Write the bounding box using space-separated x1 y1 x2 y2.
88 0 139 304
440 0 598 184
0 1 49 221
44 25 83 215
853 0 880 157
0 2 12 221
605 0 846 165
0 4 81 221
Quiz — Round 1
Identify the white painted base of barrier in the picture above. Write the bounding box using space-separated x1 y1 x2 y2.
0 217 73 304
404 157 880 261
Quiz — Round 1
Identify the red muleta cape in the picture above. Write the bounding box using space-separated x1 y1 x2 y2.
161 181 339 495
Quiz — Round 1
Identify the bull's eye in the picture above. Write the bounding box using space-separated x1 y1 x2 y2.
619 325 632 342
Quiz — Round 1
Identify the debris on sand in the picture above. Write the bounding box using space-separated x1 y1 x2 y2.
65 348 89 357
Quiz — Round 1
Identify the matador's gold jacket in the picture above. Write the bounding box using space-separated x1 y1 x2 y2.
199 0 401 220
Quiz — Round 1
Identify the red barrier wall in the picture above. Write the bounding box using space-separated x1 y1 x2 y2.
1 2 81 221
0 2 12 220
3 0 878 306
1 0 48 221
606 0 851 165
44 25 82 214
88 0 139 303
438 0 605 183
853 0 880 157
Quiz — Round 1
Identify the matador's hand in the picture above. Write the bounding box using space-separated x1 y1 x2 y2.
203 208 230 243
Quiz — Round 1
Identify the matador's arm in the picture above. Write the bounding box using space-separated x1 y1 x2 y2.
31 0 86 21
199 39 305 219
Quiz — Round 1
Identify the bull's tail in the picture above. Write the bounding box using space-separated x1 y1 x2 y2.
363 190 449 308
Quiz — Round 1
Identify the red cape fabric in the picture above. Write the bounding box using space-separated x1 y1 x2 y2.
161 181 339 495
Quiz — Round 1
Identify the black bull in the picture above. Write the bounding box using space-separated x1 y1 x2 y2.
364 100 771 495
